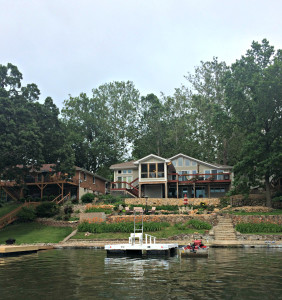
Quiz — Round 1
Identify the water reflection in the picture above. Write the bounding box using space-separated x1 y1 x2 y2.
0 248 281 300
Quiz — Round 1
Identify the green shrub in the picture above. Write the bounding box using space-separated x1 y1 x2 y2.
97 194 125 204
219 197 230 208
36 202 59 218
78 221 169 233
156 205 178 211
42 196 49 202
64 205 73 215
186 219 212 230
17 207 36 222
85 207 112 214
272 196 282 203
235 223 282 233
81 193 95 203
71 198 79 204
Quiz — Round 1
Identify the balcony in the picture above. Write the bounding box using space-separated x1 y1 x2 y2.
168 172 231 183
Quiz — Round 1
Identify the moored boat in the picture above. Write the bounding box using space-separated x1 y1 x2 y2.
179 240 209 257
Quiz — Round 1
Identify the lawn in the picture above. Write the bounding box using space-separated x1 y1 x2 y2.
228 209 282 215
0 222 73 244
0 203 20 218
72 227 206 240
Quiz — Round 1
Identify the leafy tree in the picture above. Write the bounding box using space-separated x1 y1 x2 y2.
224 39 282 207
0 63 74 180
62 81 140 177
0 63 44 180
133 93 167 157
184 57 242 165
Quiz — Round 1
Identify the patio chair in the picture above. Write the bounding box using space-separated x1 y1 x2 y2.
149 207 156 214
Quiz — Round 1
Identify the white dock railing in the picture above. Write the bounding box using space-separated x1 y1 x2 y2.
145 234 156 245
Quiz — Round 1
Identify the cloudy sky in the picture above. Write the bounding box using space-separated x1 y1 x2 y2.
1 0 281 109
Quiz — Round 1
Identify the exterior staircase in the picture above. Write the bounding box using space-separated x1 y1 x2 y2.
213 215 237 241
0 202 39 229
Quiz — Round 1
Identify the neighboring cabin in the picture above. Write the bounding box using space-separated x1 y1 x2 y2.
110 153 233 198
0 164 108 202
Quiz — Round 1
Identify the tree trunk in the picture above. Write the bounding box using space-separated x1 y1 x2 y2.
265 175 272 208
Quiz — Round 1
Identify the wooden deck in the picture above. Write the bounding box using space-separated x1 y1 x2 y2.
0 245 54 256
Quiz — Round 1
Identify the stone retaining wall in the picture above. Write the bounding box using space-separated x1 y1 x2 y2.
36 218 78 228
106 214 217 226
237 234 282 241
230 194 266 206
125 198 220 206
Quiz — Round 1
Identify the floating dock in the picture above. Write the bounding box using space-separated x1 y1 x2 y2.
105 211 178 256
105 241 178 256
0 245 54 257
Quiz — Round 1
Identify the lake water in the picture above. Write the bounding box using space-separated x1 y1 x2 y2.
0 248 281 299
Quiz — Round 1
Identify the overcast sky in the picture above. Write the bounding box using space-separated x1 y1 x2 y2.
1 0 281 109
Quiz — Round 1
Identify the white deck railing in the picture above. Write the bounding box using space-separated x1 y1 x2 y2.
145 234 156 245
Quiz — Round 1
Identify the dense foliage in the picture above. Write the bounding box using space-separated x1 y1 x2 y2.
81 193 95 203
175 219 212 230
17 207 36 222
78 221 170 233
35 202 59 218
235 223 282 233
0 63 74 181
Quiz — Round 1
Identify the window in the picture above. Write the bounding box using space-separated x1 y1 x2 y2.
179 171 189 181
122 170 127 174
128 169 132 173
83 173 87 181
141 164 148 178
211 188 226 193
217 170 223 180
178 157 183 166
118 170 121 174
157 163 164 177
93 176 95 184
192 161 197 166
141 163 165 178
185 159 190 166
172 160 176 167
205 170 210 179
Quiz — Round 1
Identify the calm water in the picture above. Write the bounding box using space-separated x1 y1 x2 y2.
0 248 281 300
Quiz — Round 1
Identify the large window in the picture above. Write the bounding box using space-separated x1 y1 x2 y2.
178 157 183 166
141 163 165 178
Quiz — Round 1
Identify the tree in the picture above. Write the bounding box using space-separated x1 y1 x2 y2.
62 81 140 177
0 63 74 180
0 63 43 180
133 94 166 158
184 57 242 165
224 39 282 206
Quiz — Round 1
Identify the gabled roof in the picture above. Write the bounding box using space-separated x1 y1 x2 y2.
109 161 138 170
169 153 232 170
134 154 170 164
75 167 109 182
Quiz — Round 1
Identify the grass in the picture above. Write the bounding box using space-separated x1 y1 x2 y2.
72 226 206 240
0 222 73 244
0 203 20 218
227 209 282 215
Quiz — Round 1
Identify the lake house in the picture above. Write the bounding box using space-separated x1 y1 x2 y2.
110 153 233 198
